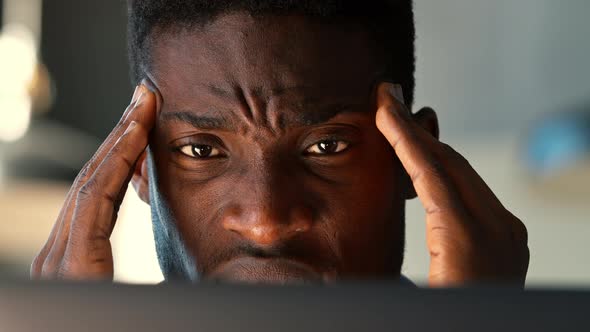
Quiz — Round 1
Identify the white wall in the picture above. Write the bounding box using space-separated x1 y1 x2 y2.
404 0 590 286
414 0 590 136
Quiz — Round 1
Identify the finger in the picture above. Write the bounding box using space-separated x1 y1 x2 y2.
77 84 145 184
64 120 148 272
131 149 150 204
430 141 509 227
375 82 465 219
410 107 509 229
36 188 81 278
31 197 68 277
34 87 145 278
69 101 154 247
37 85 152 277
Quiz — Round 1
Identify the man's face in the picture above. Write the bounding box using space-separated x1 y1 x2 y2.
144 13 410 283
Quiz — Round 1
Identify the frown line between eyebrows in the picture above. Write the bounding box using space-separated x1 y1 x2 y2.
160 105 365 132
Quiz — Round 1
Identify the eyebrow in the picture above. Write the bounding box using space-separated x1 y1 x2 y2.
159 102 365 131
294 102 364 126
160 111 234 131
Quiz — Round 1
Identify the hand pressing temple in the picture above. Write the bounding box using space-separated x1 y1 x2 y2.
375 83 529 287
31 84 157 280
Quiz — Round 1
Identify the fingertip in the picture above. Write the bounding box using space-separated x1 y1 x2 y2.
141 77 163 112
376 82 393 108
134 84 149 107
131 85 141 103
375 105 390 131
131 84 158 126
123 121 138 135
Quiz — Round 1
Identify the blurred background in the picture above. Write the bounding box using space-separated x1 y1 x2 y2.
0 0 588 286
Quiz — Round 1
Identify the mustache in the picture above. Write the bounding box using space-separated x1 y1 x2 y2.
199 238 337 277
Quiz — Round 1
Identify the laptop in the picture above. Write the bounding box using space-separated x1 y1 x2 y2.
0 281 588 332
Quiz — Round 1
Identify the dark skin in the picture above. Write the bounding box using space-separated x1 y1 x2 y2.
31 13 529 286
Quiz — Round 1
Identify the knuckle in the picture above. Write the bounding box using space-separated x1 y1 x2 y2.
513 219 528 244
116 115 132 131
41 259 58 277
55 262 72 279
429 156 446 175
55 249 81 279
78 179 99 200
439 142 456 155
440 143 470 165
109 146 135 170
108 144 123 161
413 157 445 183
30 254 45 276
77 161 94 181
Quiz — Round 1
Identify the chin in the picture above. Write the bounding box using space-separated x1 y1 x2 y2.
205 257 330 285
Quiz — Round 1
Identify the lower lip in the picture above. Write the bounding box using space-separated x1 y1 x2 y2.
207 257 323 285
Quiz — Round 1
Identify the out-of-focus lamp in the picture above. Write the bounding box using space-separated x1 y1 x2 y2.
0 25 36 142
0 0 52 143
525 109 590 198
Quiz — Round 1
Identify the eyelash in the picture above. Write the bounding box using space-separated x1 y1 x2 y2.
177 144 225 159
305 139 350 155
176 138 351 160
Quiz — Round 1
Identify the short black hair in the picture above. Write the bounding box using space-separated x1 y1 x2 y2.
127 0 416 105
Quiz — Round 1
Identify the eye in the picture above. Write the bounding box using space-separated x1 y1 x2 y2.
306 140 350 155
179 144 223 159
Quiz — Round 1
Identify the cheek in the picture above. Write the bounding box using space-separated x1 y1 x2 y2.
318 130 404 273
149 142 225 254
333 127 401 214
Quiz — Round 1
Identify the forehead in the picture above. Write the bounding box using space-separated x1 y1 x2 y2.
148 13 386 104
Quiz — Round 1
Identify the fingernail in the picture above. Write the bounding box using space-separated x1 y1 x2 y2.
124 121 137 134
131 85 141 103
134 84 147 107
389 84 405 104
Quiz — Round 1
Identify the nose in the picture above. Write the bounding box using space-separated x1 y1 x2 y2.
222 206 313 247
221 167 314 247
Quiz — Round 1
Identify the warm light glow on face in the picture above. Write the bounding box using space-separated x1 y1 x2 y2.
0 24 37 142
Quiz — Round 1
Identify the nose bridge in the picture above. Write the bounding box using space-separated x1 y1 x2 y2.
222 153 313 246
251 153 291 213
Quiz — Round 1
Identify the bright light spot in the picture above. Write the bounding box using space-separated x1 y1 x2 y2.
0 95 31 141
0 25 36 92
0 24 37 142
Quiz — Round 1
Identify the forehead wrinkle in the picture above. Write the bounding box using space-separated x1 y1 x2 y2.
243 86 285 136
150 18 376 135
203 84 312 136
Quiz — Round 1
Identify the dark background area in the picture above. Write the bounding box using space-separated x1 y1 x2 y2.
3 0 134 182
41 0 132 139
